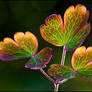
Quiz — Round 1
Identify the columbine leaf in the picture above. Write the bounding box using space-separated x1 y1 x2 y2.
64 4 89 39
40 4 90 51
0 32 38 61
72 46 92 71
25 47 52 70
65 24 90 51
78 61 92 80
72 46 92 80
48 64 75 80
40 14 64 46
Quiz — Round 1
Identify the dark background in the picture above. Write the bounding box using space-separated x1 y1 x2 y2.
0 0 92 91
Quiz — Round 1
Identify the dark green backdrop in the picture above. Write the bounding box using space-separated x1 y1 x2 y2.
0 0 92 91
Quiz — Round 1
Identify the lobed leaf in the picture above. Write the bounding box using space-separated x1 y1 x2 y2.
0 32 38 61
25 47 52 70
40 14 65 46
65 24 90 51
64 4 89 41
78 61 92 80
40 4 90 51
48 64 75 80
72 46 92 71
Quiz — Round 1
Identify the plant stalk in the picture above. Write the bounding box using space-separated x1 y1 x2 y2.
40 68 55 84
61 44 66 65
54 83 59 92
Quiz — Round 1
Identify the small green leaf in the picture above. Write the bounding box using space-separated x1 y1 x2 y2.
48 64 75 80
78 61 92 80
25 47 52 70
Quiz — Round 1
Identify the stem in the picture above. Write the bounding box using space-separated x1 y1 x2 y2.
59 79 68 84
61 44 66 65
40 68 55 84
59 75 76 84
54 83 59 92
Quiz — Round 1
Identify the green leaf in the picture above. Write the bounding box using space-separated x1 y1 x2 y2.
48 64 75 80
65 24 90 51
72 46 92 80
0 32 38 61
25 47 52 70
40 4 90 51
72 46 92 71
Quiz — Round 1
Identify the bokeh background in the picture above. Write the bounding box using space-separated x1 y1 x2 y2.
0 0 92 91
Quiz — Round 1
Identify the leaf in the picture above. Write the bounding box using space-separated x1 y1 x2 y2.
64 4 89 39
65 24 90 51
78 61 92 80
72 46 92 71
25 47 52 70
40 14 64 46
48 64 75 80
40 4 90 51
72 46 92 80
0 32 38 61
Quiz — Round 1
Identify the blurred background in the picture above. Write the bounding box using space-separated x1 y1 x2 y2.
0 0 92 91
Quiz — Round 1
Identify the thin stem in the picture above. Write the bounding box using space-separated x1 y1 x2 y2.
61 44 66 65
59 79 68 84
40 68 55 84
59 75 76 84
54 83 59 92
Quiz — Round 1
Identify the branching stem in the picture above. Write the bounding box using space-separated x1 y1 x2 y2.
40 44 67 92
